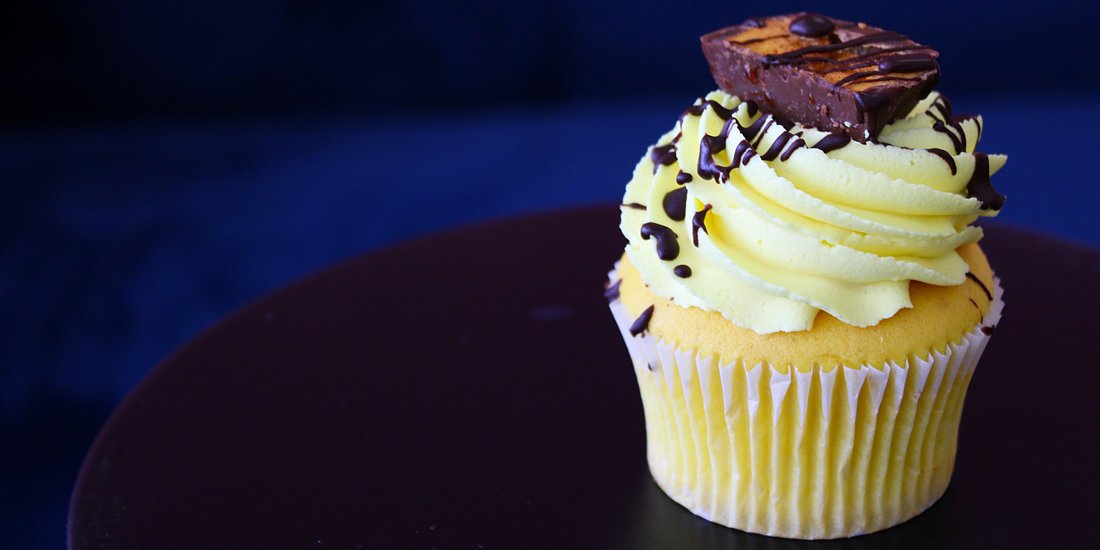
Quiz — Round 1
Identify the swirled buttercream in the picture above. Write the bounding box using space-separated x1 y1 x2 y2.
620 90 1005 333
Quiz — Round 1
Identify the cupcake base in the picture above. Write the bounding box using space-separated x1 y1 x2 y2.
608 269 1003 539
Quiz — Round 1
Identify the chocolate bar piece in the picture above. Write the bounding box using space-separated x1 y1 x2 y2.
701 13 939 141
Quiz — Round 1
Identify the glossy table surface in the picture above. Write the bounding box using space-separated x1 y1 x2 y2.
69 206 1100 548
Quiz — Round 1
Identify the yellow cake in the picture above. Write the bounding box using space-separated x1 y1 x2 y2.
606 14 1006 540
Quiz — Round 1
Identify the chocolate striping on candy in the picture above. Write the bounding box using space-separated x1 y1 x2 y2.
629 305 656 336
789 13 835 37
640 222 680 260
662 187 689 221
676 171 693 185
673 265 693 278
701 13 940 140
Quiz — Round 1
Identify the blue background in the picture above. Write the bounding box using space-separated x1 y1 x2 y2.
4 1 1098 547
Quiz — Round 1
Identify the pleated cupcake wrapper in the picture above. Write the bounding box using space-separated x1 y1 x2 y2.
608 270 1003 540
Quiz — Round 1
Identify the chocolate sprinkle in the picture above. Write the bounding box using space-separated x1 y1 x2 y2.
603 279 621 301
965 272 993 301
662 187 689 221
981 325 996 335
673 265 692 278
692 204 712 247
676 171 693 185
629 305 656 336
640 222 680 261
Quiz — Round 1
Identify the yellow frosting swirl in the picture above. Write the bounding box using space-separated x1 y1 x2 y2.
620 90 1006 334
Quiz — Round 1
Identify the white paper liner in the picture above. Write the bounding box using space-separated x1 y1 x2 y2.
608 268 1003 539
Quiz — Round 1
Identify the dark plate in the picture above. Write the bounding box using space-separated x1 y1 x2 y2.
69 206 1100 549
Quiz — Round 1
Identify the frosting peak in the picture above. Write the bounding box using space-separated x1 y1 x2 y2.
620 90 1006 334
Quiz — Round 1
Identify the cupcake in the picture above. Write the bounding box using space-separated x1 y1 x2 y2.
606 13 1006 539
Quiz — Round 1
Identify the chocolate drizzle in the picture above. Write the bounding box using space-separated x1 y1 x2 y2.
780 138 806 161
746 116 774 146
761 132 798 161
698 134 733 181
649 143 678 172
926 148 958 175
966 152 1005 211
676 171 693 185
733 140 758 166
699 127 756 182
621 202 647 210
681 99 736 121
640 222 680 260
813 133 851 153
789 13 835 38
603 279 621 301
925 94 975 154
629 305 655 336
965 272 993 301
662 187 688 221
673 265 692 278
692 205 712 247
760 27 940 106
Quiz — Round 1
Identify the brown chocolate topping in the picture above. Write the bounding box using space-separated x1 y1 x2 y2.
629 305 656 336
761 131 795 161
789 13 835 38
701 13 939 140
649 143 678 172
779 137 806 161
621 202 647 210
640 222 680 260
812 133 852 153
673 264 692 278
966 152 1005 211
676 171 693 185
965 272 993 301
662 188 689 221
926 148 957 175
692 204 712 247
